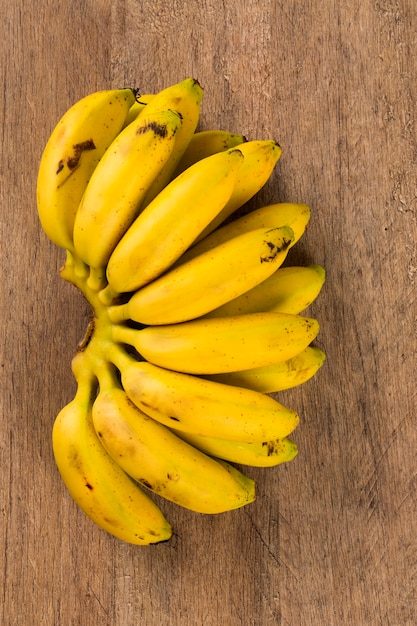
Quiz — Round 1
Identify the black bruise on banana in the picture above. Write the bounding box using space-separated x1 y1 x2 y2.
262 440 283 456
260 233 292 263
56 139 96 174
137 121 174 138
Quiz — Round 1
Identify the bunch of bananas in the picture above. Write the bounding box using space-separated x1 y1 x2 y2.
37 78 326 545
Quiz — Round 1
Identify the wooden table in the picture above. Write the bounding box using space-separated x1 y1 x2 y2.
2 1 416 624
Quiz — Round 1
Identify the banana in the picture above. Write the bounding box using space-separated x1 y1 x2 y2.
122 93 154 127
171 129 247 177
102 148 244 298
205 264 326 318
135 78 204 206
38 79 327 545
204 346 326 393
92 362 255 513
111 311 320 374
37 88 136 251
174 430 299 468
107 225 295 325
109 349 300 442
193 139 282 243
72 108 183 290
52 355 171 545
176 202 311 267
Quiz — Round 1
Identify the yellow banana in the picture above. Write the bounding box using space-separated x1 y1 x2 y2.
38 78 327 545
37 88 136 251
122 93 154 127
102 148 244 299
204 346 326 393
107 225 294 325
171 129 247 177
72 108 182 289
135 78 204 206
111 311 320 374
176 202 310 267
174 431 298 468
194 139 282 242
109 350 300 442
92 362 255 514
52 356 171 545
205 264 326 318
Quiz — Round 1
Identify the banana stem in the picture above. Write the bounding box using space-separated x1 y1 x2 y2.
70 350 99 396
70 310 121 392
106 303 130 324
60 250 89 285
98 283 120 306
106 343 136 373
59 250 135 386
87 266 108 292
111 324 138 349
93 359 120 392
73 375 98 410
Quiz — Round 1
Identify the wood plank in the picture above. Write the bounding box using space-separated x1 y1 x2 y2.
1 1 416 624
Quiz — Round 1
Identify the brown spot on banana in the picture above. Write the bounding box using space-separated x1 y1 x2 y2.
136 115 181 138
56 139 96 183
260 231 293 263
66 139 96 169
77 319 95 352
262 440 284 456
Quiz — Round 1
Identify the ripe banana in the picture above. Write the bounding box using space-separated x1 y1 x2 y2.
92 362 255 513
135 78 204 206
107 225 295 325
109 349 300 442
103 148 244 298
52 355 171 545
204 346 326 393
111 311 320 374
37 88 136 251
37 79 327 545
72 108 182 289
194 139 282 242
174 430 299 468
205 264 326 318
171 129 247 177
176 202 311 267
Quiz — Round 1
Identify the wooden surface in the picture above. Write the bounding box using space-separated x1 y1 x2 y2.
1 1 416 624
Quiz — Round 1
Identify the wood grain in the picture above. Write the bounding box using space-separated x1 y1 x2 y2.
1 1 416 624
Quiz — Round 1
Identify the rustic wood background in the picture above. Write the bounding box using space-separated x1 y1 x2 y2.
1 1 416 624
